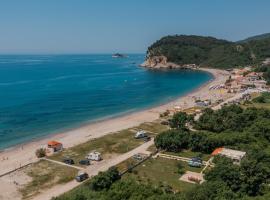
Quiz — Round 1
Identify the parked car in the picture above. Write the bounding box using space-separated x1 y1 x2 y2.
75 172 89 182
188 157 203 167
63 158 75 165
79 159 90 166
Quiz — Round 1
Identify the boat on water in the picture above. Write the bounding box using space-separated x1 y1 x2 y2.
112 53 127 58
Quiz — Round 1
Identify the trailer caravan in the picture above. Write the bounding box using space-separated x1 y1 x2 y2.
86 151 102 161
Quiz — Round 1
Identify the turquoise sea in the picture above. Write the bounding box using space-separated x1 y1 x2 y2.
0 54 212 150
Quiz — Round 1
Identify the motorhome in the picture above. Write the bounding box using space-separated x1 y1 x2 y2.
86 151 102 161
134 130 147 139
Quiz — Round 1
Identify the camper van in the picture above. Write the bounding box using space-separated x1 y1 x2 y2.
86 151 102 161
134 130 147 139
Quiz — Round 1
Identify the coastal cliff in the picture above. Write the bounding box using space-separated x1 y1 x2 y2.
141 55 198 69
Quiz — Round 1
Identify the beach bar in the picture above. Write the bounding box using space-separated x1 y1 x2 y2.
47 141 63 152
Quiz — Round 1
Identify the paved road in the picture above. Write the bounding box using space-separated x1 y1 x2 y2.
31 139 154 200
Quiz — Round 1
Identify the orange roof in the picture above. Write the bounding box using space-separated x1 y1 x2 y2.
211 147 224 156
48 141 62 146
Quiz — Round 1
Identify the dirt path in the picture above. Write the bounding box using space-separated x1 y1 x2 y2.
41 158 85 171
31 139 154 200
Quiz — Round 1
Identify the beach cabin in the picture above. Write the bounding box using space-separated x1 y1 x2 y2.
212 147 246 164
86 151 102 161
135 130 147 139
47 141 63 152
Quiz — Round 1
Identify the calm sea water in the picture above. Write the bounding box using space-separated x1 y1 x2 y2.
0 54 212 149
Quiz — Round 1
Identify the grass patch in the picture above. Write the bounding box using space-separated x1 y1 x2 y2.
242 92 270 110
49 122 167 166
182 106 203 115
135 121 169 134
122 157 196 192
115 157 139 173
20 160 78 199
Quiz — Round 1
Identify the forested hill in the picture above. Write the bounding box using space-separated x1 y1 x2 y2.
146 34 270 68
239 33 270 43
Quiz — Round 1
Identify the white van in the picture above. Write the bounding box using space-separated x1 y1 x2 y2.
86 151 102 161
135 130 147 139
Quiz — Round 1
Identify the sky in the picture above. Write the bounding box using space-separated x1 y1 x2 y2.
0 0 269 54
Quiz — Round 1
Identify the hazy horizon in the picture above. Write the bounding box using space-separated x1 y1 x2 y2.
0 0 270 54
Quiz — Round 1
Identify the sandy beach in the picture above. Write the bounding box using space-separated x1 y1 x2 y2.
0 68 230 177
0 68 233 200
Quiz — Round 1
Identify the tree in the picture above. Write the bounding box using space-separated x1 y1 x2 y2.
177 162 185 175
170 112 193 129
89 167 120 191
154 130 190 152
248 119 270 141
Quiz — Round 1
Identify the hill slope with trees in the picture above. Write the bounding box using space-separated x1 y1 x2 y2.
146 34 270 69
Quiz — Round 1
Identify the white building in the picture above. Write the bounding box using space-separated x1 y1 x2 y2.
212 147 246 164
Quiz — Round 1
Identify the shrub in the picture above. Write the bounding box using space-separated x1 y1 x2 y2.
35 148 46 158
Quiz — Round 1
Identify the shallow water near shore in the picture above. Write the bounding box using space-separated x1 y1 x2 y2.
0 54 212 149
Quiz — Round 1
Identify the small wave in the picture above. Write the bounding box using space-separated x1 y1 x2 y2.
0 80 33 86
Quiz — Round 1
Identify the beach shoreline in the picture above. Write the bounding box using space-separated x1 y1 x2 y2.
0 68 214 153
0 68 229 176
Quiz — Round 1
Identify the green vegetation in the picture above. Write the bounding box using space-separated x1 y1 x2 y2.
54 177 183 200
20 160 78 199
49 122 166 165
254 65 270 84
147 34 270 68
165 150 211 161
49 128 144 165
194 104 270 133
252 92 270 103
169 112 193 129
53 101 270 200
153 104 270 199
239 33 270 43
123 157 199 190
35 148 46 158
89 167 120 191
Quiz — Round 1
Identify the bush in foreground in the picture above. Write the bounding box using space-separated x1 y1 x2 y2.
35 148 46 158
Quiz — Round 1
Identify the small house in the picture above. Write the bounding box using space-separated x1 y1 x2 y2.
86 151 102 161
47 141 63 152
135 130 147 139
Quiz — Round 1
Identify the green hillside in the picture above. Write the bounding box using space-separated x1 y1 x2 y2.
239 33 270 43
146 34 270 68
